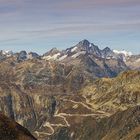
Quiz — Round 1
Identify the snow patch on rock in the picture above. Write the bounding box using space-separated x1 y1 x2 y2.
71 51 86 58
43 53 60 60
113 50 132 56
59 55 68 61
71 47 77 52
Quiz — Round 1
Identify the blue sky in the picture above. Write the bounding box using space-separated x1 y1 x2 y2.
0 0 140 54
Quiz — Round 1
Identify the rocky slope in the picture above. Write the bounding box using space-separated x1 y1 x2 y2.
1 40 140 73
48 105 140 140
0 112 36 140
125 55 140 70
0 40 139 140
0 57 140 140
42 40 130 61
47 71 140 140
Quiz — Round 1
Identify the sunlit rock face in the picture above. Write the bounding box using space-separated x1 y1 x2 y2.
0 55 140 140
0 40 139 140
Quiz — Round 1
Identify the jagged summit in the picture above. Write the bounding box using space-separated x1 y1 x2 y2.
42 39 124 61
43 47 60 60
79 39 90 46
0 40 139 140
103 47 111 52
45 47 60 55
101 47 116 59
0 40 139 70
0 50 13 60
16 51 40 61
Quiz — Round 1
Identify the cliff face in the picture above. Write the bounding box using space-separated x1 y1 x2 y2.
0 52 140 140
0 113 37 140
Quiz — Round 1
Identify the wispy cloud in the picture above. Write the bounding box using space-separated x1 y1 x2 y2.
0 0 139 53
16 20 140 38
0 38 19 43
50 0 140 10
0 0 21 17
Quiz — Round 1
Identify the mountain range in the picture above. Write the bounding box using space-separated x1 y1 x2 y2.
42 40 132 61
0 40 140 140
0 40 140 78
0 39 136 62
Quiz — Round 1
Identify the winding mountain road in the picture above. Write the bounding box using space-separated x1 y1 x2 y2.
35 97 110 137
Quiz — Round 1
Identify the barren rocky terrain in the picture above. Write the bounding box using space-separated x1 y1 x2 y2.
0 40 140 140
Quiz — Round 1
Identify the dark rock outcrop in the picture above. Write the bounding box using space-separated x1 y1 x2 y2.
0 113 37 140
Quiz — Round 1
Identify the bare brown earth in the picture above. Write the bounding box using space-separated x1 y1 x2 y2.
0 55 140 140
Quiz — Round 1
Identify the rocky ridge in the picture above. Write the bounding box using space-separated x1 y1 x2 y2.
0 40 139 140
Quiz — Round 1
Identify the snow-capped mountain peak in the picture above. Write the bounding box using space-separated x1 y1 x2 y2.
113 50 132 57
42 40 127 61
1 50 13 56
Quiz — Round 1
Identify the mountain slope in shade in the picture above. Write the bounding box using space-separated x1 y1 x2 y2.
0 113 37 140
0 39 139 71
40 39 140 71
42 39 133 61
0 40 139 140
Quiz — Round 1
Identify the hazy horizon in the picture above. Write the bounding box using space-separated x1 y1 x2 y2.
0 0 140 54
